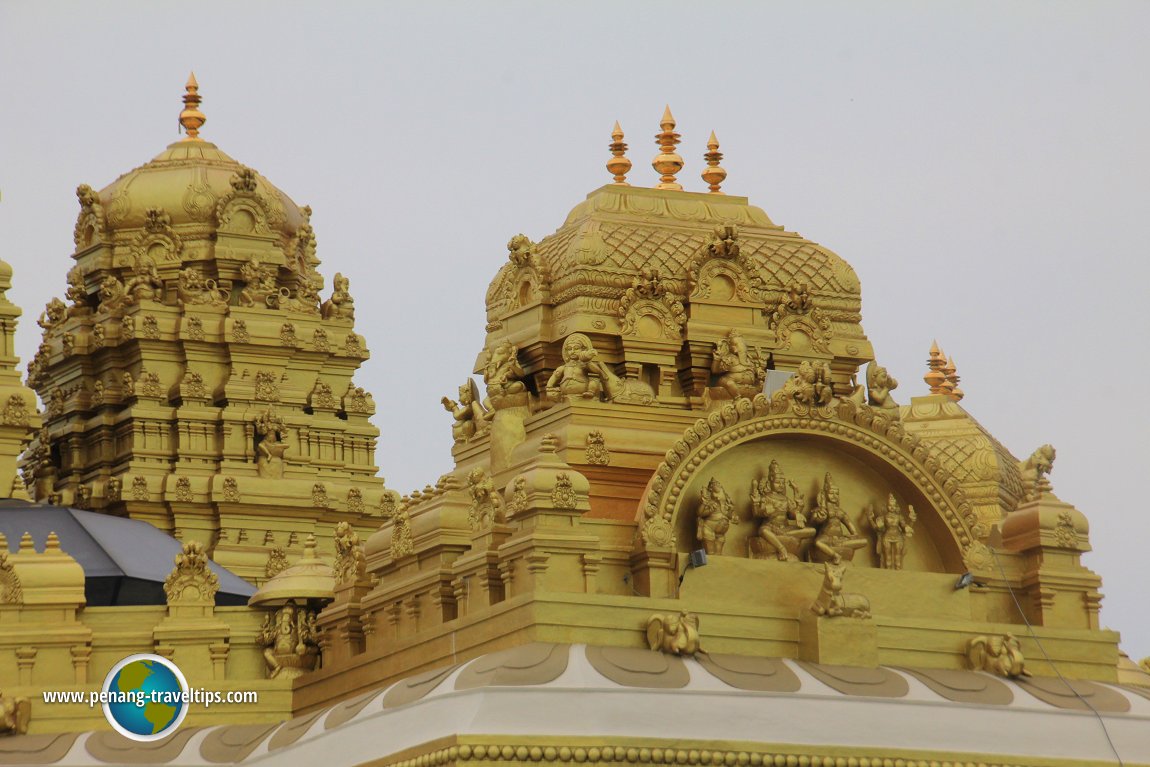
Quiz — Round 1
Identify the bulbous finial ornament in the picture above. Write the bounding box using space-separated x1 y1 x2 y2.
924 339 947 394
606 121 632 185
179 72 206 141
651 106 684 191
701 130 726 194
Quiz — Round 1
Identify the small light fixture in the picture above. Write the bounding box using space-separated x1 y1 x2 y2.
679 549 708 587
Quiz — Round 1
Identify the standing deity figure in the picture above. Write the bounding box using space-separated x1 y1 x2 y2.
696 477 735 555
712 329 763 399
865 361 900 412
321 272 355 320
748 460 815 561
546 333 621 401
442 379 489 442
467 467 506 530
482 340 527 411
810 473 867 564
255 410 289 479
868 493 916 570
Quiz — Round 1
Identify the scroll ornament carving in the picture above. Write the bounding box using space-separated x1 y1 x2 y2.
280 323 298 347
312 328 330 352
640 394 985 556
187 316 205 341
442 379 489 442
344 384 375 414
321 272 355 320
344 333 364 358
254 371 280 401
264 547 287 579
505 476 528 519
585 430 610 465
1 395 29 427
646 611 701 656
142 315 160 339
769 282 833 353
105 478 122 502
310 381 337 410
712 329 764 399
346 487 365 514
182 372 207 399
92 325 106 349
467 467 506 530
174 476 193 502
551 473 578 509
863 494 915 570
1019 444 1056 501
967 633 1030 678
312 483 329 509
810 562 870 619
257 602 319 679
163 541 219 604
131 476 149 501
1054 509 1077 548
223 476 240 503
333 521 365 585
139 370 163 399
695 477 735 554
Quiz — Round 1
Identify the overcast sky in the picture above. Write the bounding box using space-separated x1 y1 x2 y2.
2 2 1148 662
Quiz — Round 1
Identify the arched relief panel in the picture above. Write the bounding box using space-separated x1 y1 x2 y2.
635 396 988 595
670 433 949 574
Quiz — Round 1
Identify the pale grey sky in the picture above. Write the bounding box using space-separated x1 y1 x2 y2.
2 2 1148 661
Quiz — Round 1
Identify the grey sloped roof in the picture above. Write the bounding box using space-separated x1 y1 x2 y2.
0 500 254 605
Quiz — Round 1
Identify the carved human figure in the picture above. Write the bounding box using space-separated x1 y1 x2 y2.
748 460 815 561
865 361 899 412
482 340 527 407
966 633 1030 678
546 333 621 401
868 494 916 570
442 379 489 442
256 602 319 680
321 272 355 320
467 466 506 530
255 410 289 479
712 329 762 398
125 255 164 303
696 477 735 555
810 473 866 564
810 562 871 619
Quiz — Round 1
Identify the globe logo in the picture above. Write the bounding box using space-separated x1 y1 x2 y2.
101 654 189 741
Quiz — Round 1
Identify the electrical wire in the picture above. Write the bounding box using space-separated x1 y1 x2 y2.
989 548 1125 766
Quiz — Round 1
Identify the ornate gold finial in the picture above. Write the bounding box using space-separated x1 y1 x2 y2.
651 106 684 191
924 340 946 394
179 72 206 141
701 131 727 194
940 354 956 397
606 121 632 186
945 356 964 401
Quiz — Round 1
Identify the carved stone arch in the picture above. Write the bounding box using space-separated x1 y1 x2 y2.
773 310 832 353
690 259 758 303
130 228 183 265
73 210 107 250
620 296 685 340
636 395 986 574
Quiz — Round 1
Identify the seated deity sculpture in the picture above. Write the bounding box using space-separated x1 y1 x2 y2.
255 410 289 479
256 601 319 680
482 340 527 409
321 272 355 320
748 460 815 561
125 255 164 303
809 472 867 564
696 477 735 555
865 361 899 412
867 493 916 570
546 333 622 401
442 379 489 442
711 329 763 399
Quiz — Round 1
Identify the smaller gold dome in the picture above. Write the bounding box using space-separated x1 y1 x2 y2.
248 536 335 607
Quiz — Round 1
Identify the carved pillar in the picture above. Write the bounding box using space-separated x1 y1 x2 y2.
70 645 92 685
15 646 36 685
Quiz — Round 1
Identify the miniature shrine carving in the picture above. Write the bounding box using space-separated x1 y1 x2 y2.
257 602 319 680
866 494 916 570
442 379 489 442
810 562 870 619
967 633 1030 678
163 541 219 604
748 460 814 561
696 477 735 554
810 473 866 563
646 611 701 656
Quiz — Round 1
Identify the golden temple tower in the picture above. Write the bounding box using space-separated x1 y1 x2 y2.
20 77 388 581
